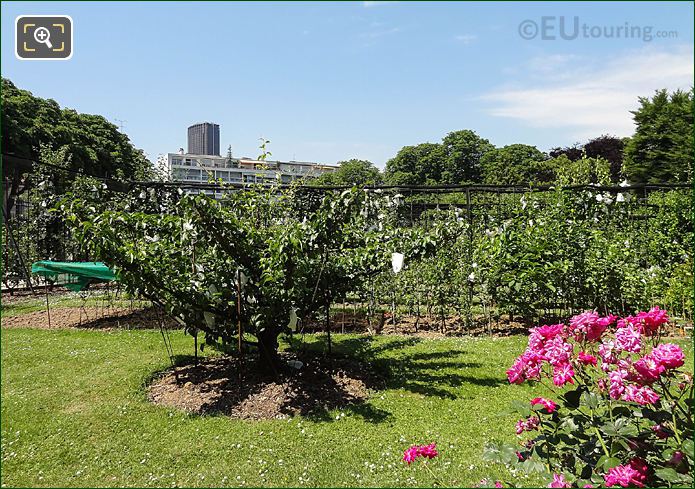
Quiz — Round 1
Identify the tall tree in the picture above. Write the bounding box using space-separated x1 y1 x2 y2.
1 77 154 215
549 144 583 161
480 144 552 185
384 143 446 185
312 159 382 186
583 135 625 183
441 130 494 184
623 88 693 183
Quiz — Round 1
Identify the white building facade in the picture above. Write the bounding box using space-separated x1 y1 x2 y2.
167 153 338 185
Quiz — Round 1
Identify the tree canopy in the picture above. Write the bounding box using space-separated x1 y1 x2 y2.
384 130 493 185
384 143 446 185
311 159 382 186
441 130 494 184
623 88 693 183
480 144 551 185
1 77 154 214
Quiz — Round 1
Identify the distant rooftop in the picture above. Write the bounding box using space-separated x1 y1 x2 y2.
169 152 339 168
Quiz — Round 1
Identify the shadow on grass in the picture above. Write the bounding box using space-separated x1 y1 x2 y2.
74 306 179 330
288 334 503 400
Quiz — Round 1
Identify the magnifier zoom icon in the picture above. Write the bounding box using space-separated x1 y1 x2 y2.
33 27 53 49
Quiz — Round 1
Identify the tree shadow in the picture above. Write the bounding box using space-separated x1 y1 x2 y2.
288 334 503 400
74 306 178 330
146 350 391 423
146 332 505 423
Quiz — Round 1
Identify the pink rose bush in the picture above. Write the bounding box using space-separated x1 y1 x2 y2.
484 308 693 488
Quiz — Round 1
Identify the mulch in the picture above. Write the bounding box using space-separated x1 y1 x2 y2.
148 352 383 420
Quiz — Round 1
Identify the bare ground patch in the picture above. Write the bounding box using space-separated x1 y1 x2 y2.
148 352 385 420
1 306 178 330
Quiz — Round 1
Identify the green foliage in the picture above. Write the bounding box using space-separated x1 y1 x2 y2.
623 88 694 183
484 314 694 488
441 130 494 184
384 142 447 185
1 77 154 183
552 155 612 186
311 159 382 186
372 187 691 326
384 130 494 185
480 144 551 185
61 185 453 367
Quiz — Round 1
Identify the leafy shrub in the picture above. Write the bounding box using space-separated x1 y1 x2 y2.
484 307 693 487
61 183 459 368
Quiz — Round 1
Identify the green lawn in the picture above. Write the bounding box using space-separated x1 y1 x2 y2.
0 326 552 488
2 326 692 487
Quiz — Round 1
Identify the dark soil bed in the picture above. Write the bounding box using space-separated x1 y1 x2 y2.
148 352 384 420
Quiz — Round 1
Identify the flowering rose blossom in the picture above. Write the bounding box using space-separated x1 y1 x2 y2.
597 315 618 328
548 473 570 488
623 385 660 405
608 369 628 399
528 324 565 350
650 343 685 370
604 459 650 487
403 446 419 464
633 355 665 383
614 323 641 353
507 350 543 384
531 397 557 413
544 336 574 367
599 340 618 366
418 442 438 459
553 363 575 386
635 306 669 336
515 416 540 434
604 464 646 487
577 351 597 366
628 458 650 484
571 312 616 342
570 311 600 340
616 316 638 329
403 443 438 464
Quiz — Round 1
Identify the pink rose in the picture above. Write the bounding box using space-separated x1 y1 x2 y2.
530 397 558 413
578 351 598 366
548 473 570 488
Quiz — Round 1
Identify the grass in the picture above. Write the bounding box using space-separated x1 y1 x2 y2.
1 327 550 488
1 326 692 487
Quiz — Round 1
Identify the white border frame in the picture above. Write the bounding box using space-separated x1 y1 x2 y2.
15 15 73 61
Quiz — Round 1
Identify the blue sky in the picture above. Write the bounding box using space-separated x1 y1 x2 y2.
2 1 693 167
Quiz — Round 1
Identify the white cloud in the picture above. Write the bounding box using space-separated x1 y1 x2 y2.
481 45 694 139
363 1 400 7
454 34 477 45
